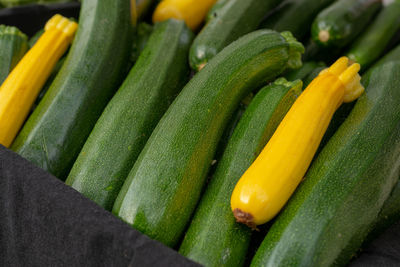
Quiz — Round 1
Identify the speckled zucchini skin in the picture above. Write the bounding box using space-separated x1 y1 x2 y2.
261 0 335 40
11 0 135 179
66 19 193 211
179 78 302 267
113 30 304 248
346 0 400 69
311 0 381 48
251 61 400 267
189 0 281 71
0 25 28 84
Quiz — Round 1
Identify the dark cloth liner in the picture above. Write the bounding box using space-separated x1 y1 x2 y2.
0 145 199 267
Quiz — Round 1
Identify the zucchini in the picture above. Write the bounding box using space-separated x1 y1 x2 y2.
189 0 281 71
0 25 28 85
261 0 335 40
11 0 135 179
346 0 400 69
205 0 229 22
179 78 302 267
311 0 382 48
129 22 153 64
113 30 304 247
284 61 325 82
251 61 400 267
66 19 193 211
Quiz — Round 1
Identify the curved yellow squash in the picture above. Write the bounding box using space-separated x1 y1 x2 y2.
153 0 217 30
230 57 364 227
0 15 77 148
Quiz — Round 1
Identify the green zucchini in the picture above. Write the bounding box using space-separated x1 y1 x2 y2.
11 0 135 179
205 0 229 22
129 22 153 65
346 0 400 69
189 0 281 71
113 30 304 247
0 25 28 84
311 0 382 48
361 44 400 242
251 61 400 267
66 19 193 211
179 78 302 267
260 0 335 40
284 61 325 82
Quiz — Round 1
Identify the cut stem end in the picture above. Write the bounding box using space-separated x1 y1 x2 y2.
233 208 259 230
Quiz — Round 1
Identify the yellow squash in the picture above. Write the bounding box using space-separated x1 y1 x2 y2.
0 14 77 148
153 0 217 30
230 57 364 228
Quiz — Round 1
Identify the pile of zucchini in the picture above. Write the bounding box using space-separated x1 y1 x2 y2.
1 0 400 266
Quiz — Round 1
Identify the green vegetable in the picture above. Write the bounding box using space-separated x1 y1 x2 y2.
113 30 304 247
251 61 400 267
311 0 381 48
130 22 153 64
179 78 302 267
261 0 335 40
12 0 135 179
189 0 281 71
205 0 229 22
285 61 325 82
0 25 28 85
346 0 400 69
66 19 193 211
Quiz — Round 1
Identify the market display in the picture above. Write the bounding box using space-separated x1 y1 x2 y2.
1 0 400 266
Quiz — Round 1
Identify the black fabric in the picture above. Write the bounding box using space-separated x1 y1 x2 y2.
350 220 400 267
0 3 81 36
0 145 200 267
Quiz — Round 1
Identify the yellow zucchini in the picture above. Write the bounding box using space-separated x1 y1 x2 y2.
0 14 77 148
153 0 217 30
230 57 364 227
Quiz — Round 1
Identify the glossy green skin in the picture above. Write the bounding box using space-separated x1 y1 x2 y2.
0 25 28 84
189 0 281 71
251 62 400 267
261 0 335 40
311 0 381 48
285 61 325 82
179 79 302 267
113 30 304 248
11 0 134 179
346 0 400 69
66 20 193 211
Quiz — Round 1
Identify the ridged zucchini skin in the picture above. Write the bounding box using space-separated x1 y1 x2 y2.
113 30 304 247
179 78 302 267
0 25 28 84
261 0 335 40
346 0 400 69
11 0 135 179
189 0 281 71
251 61 400 267
311 0 382 48
66 19 193 211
